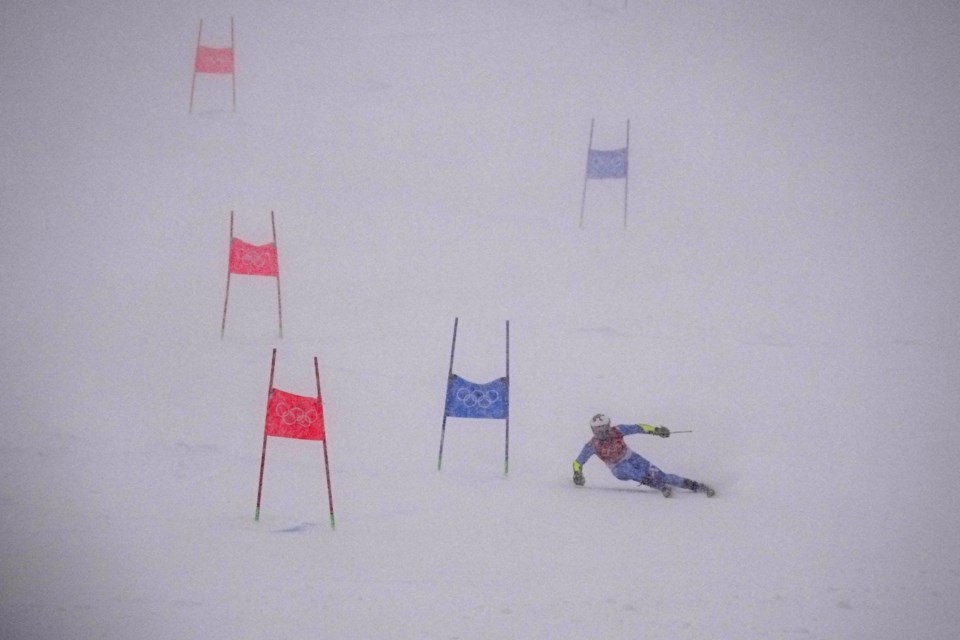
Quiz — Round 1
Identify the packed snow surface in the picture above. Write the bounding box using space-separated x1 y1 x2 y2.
2 1 960 638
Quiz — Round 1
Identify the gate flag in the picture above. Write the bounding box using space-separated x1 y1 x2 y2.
189 17 236 113
444 375 509 420
229 238 278 276
580 119 631 228
255 349 336 528
437 318 511 475
220 210 283 339
586 148 628 179
265 388 325 441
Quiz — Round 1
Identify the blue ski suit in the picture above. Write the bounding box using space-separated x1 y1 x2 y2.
574 424 690 489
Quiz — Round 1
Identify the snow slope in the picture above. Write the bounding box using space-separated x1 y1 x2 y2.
2 1 960 638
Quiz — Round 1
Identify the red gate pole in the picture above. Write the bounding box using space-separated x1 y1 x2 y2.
271 210 283 339
230 17 236 112
189 19 202 113
315 357 335 530
220 210 234 339
255 348 278 521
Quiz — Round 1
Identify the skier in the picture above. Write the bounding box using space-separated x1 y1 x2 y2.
572 414 715 497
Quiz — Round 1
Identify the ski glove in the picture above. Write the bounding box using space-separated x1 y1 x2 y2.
653 426 670 438
573 461 585 486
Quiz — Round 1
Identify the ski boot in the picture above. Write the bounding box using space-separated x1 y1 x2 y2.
681 479 715 496
660 485 672 498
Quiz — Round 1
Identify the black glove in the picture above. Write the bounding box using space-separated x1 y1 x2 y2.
653 426 670 438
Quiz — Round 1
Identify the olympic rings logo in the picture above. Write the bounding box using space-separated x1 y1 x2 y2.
240 249 270 269
275 403 319 429
455 387 500 409
207 51 232 67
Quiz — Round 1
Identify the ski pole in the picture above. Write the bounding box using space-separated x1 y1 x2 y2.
669 430 693 434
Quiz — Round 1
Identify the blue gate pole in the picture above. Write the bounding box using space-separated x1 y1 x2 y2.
438 317 459 470
504 320 510 476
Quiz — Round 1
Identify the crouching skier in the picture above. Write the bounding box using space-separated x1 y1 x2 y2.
572 414 715 498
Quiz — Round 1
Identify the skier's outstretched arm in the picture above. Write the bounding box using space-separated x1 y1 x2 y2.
621 423 670 438
572 442 595 486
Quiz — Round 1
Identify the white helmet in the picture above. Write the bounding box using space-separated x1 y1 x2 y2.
590 413 612 437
